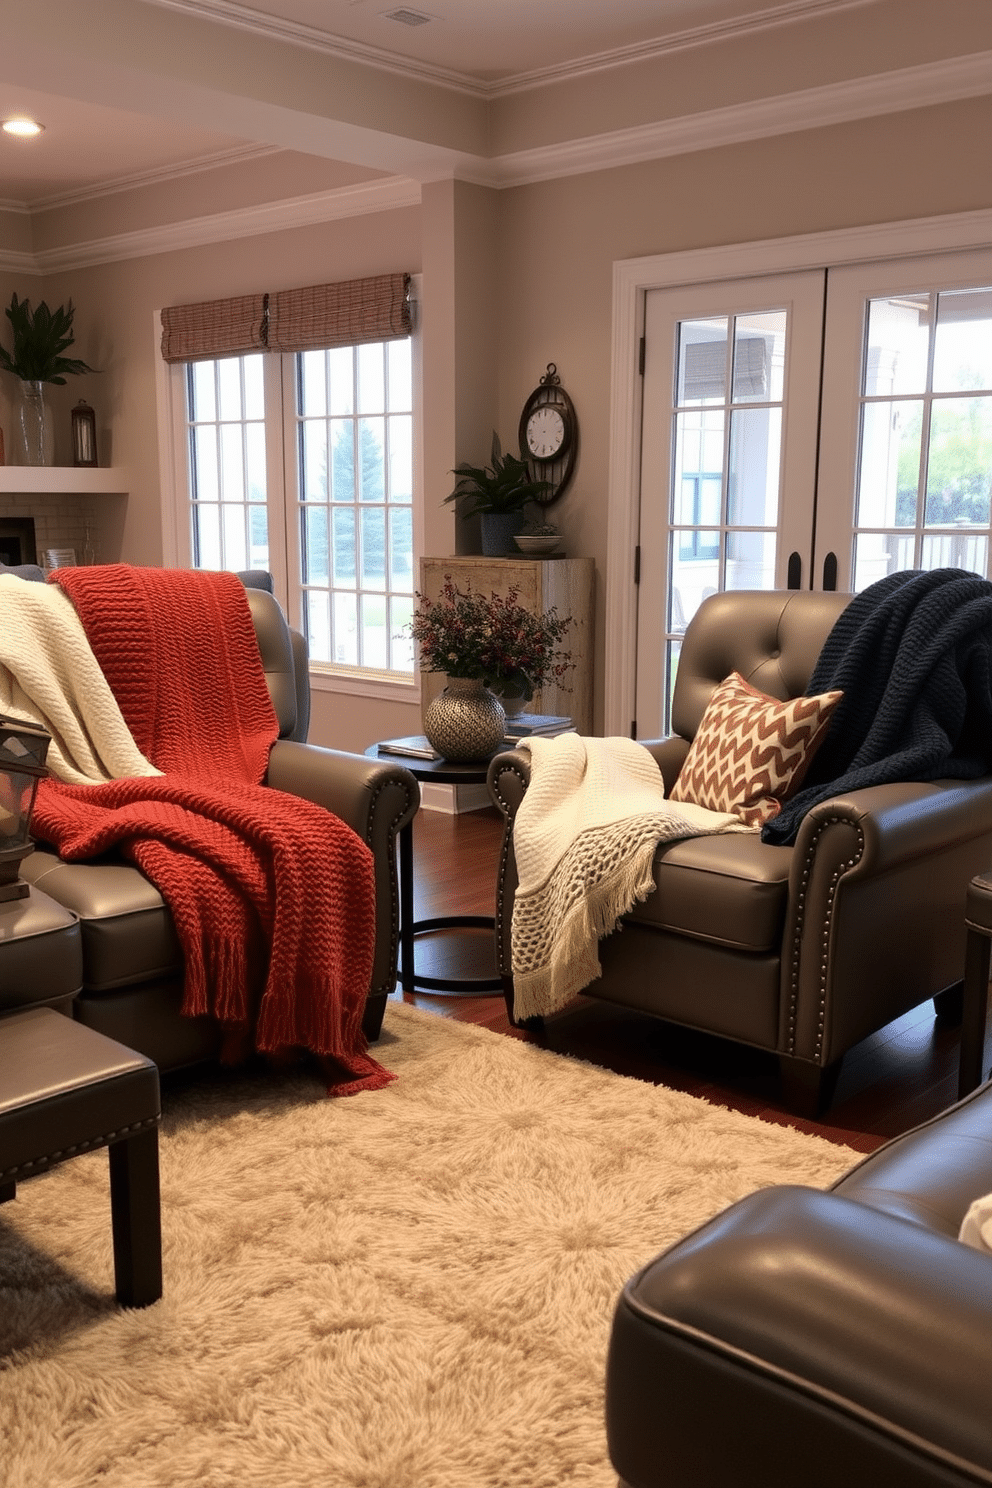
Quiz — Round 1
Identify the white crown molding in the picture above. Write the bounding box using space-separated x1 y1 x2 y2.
1 48 987 271
486 50 992 187
139 0 482 94
34 144 280 214
490 0 875 96
142 0 877 98
0 176 421 274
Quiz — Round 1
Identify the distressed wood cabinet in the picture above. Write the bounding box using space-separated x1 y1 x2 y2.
419 555 595 734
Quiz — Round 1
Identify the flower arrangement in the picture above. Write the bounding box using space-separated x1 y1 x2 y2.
408 578 574 701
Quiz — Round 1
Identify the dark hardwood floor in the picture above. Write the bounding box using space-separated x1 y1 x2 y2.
387 805 989 1156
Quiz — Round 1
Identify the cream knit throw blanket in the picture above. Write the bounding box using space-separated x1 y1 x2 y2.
510 734 745 1021
0 573 159 784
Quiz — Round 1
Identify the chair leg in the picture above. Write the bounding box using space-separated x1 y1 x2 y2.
934 980 965 1027
779 1055 842 1118
108 1127 162 1308
0 1180 15 1203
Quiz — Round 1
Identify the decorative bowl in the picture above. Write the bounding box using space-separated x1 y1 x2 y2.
514 535 562 555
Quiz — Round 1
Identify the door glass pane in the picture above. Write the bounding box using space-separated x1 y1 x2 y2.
854 532 914 592
733 311 786 402
923 532 988 573
728 407 781 526
857 400 922 528
726 529 776 590
924 397 992 527
673 409 723 525
932 289 992 393
677 320 729 403
864 295 930 396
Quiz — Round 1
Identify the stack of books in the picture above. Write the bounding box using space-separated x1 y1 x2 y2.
376 736 440 761
375 714 577 763
502 713 575 745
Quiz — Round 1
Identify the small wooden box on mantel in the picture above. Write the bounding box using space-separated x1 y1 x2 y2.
419 556 595 734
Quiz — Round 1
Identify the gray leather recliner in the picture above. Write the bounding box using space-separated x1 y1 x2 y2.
17 584 419 1071
488 588 992 1113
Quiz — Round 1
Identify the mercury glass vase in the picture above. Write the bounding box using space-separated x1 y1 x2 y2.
423 677 506 762
15 380 54 466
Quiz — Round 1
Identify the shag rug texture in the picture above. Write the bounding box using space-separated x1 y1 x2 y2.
0 1003 857 1488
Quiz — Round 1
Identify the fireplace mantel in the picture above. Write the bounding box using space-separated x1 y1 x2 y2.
0 467 129 495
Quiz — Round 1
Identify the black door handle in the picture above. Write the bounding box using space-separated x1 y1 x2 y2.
787 551 802 589
822 552 838 592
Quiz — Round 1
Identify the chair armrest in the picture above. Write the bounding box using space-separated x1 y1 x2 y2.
794 777 992 877
266 740 419 997
607 1185 992 1486
783 778 992 1064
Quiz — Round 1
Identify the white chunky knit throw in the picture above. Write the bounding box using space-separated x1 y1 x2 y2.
510 734 745 1021
0 572 159 784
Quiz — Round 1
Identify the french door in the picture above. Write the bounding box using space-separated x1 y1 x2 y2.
634 247 992 737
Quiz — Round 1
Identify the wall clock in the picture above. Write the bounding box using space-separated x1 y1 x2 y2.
518 363 577 505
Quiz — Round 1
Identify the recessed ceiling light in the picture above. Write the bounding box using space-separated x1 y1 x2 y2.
2 117 44 138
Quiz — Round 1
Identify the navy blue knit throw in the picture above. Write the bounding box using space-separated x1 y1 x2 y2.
762 568 992 846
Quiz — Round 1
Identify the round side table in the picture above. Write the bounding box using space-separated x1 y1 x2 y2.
366 744 504 994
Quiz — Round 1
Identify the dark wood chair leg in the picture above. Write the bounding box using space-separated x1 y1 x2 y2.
0 1180 16 1203
502 974 517 1025
108 1127 162 1308
779 1055 842 1119
934 979 965 1027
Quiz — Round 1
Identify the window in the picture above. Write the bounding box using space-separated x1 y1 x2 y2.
850 287 992 590
159 273 418 689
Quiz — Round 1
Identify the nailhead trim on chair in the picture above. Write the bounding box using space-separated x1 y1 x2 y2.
788 815 865 1060
0 1113 161 1184
489 756 530 979
363 775 418 997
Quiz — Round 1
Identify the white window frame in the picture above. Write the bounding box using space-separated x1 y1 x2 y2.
156 274 423 704
607 208 992 737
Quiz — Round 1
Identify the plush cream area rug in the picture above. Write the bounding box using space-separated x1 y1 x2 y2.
0 1002 857 1488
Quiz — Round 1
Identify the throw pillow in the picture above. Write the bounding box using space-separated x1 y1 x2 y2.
670 671 843 827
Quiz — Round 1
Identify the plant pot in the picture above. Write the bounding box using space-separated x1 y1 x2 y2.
423 677 506 762
480 512 525 557
15 380 54 467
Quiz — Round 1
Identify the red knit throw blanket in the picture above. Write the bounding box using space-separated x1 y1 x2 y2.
31 565 392 1096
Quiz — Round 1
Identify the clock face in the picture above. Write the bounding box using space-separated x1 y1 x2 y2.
525 405 568 461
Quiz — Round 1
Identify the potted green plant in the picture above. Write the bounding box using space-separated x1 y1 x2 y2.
0 294 97 466
444 431 551 555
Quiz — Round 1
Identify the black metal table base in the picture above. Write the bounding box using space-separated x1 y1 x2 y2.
398 815 501 994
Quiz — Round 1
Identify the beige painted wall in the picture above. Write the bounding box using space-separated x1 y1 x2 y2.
493 94 992 731
1 93 988 754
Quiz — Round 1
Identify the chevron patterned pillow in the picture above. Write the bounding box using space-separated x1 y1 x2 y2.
670 671 843 827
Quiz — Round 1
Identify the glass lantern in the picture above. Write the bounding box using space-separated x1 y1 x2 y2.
0 717 51 902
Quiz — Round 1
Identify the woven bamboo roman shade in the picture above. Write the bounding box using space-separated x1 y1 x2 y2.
160 273 410 363
268 273 410 352
160 294 268 364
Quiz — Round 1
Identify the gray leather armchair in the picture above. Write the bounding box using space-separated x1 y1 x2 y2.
18 584 419 1071
606 1073 992 1488
488 588 992 1113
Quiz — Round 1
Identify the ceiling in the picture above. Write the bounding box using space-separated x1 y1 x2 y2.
0 0 868 205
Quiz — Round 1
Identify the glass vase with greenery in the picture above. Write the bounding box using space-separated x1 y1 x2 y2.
0 294 97 466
